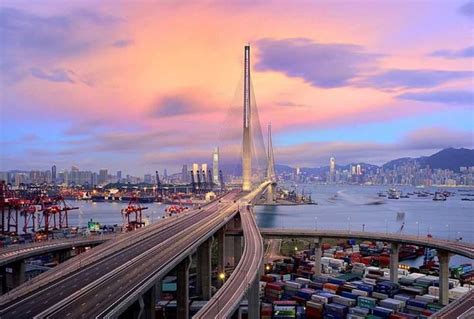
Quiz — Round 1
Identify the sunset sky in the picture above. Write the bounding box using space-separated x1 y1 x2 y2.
1 0 473 174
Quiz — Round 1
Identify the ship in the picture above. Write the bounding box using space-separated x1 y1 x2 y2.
91 195 106 202
387 188 400 199
433 192 447 201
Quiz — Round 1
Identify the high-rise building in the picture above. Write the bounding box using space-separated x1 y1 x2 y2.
192 163 199 181
117 170 122 182
201 164 208 175
164 169 168 178
212 147 219 184
144 174 152 183
52 165 57 184
98 169 108 184
182 164 188 183
356 164 362 175
350 165 356 176
329 157 336 183
63 170 69 186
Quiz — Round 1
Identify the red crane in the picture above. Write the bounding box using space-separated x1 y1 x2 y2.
0 181 24 235
121 195 148 232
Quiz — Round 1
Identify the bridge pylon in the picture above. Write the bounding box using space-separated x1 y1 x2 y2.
242 45 252 191
266 123 276 204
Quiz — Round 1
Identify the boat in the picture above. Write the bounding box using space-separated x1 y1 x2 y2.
461 198 474 201
387 188 400 199
400 192 409 199
91 195 106 202
433 192 447 201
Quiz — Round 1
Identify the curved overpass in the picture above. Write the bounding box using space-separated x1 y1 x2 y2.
194 182 270 318
260 229 474 259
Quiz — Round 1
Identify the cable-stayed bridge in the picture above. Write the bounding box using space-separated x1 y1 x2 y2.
0 45 473 319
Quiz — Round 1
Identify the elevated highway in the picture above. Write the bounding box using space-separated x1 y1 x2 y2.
194 182 270 318
0 236 112 267
0 183 271 318
0 191 241 318
260 229 474 259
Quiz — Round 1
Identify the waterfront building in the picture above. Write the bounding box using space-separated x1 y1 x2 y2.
212 147 219 184
98 169 108 184
52 165 57 185
329 156 336 183
182 164 188 183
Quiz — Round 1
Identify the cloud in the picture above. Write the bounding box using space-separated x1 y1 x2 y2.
0 7 122 84
429 46 474 59
255 38 380 88
112 39 133 48
359 69 473 90
30 68 75 83
397 90 474 106
150 93 216 117
459 0 474 16
401 127 474 151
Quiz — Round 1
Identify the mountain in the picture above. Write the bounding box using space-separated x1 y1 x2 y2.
383 148 474 172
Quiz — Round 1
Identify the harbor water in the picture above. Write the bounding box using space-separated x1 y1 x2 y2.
255 184 474 266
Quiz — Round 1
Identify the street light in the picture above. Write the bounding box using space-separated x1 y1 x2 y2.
416 221 419 238
314 217 318 231
385 219 388 234
446 224 450 240
347 217 351 233
219 272 226 281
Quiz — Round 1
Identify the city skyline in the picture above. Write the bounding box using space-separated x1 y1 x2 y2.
1 1 473 175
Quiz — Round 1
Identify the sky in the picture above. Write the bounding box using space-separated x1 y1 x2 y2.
0 0 473 175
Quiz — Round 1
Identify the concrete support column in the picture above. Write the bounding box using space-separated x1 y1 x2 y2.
314 237 322 276
177 257 190 319
438 250 451 306
247 275 260 319
217 228 225 288
142 285 156 319
265 185 274 204
0 266 7 295
197 237 212 300
155 280 162 301
234 236 242 265
390 243 400 283
12 260 25 288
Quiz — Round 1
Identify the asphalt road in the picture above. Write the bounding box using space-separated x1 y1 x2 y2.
0 191 241 318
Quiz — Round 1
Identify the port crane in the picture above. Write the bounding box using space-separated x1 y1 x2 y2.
121 195 148 231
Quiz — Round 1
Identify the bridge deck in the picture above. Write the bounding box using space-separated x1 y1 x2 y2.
260 228 474 259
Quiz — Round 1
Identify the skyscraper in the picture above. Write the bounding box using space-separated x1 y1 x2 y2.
212 147 219 184
356 164 362 175
181 165 188 183
329 157 336 183
98 169 108 184
192 163 199 181
117 170 122 182
52 165 57 185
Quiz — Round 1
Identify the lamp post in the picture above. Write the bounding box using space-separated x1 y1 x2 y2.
314 217 318 231
416 221 419 238
347 217 351 233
